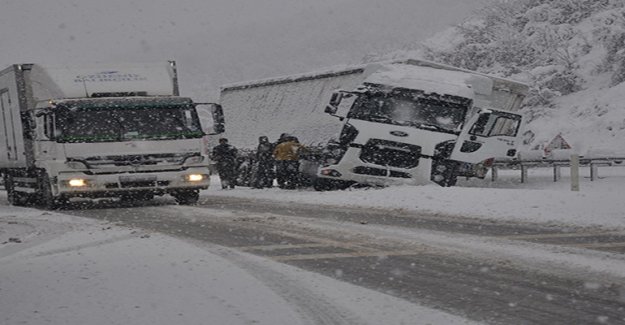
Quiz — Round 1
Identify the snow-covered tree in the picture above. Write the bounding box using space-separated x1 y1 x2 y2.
422 0 624 107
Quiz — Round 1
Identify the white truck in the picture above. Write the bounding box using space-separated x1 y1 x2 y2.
0 61 225 208
219 58 528 189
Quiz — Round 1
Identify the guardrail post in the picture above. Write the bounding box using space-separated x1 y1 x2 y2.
553 165 561 182
521 165 528 183
570 154 580 191
491 166 498 182
590 163 598 181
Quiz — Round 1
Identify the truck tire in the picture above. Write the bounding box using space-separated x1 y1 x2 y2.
38 173 66 210
5 174 30 206
313 178 352 191
173 190 199 205
313 178 335 191
431 160 459 187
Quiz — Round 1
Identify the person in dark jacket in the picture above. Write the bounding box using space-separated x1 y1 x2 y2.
253 136 275 188
212 138 238 189
273 136 304 189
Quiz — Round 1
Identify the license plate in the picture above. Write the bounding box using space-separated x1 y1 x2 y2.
119 175 157 183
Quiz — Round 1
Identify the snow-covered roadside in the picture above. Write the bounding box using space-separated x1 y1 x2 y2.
207 167 625 229
0 205 476 325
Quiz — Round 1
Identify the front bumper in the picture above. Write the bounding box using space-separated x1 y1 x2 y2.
316 147 432 186
55 167 211 198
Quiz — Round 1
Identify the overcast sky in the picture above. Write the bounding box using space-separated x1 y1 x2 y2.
0 0 484 99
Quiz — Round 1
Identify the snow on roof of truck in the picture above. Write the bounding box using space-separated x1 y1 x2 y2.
398 59 530 96
221 64 366 92
221 58 529 95
363 64 478 100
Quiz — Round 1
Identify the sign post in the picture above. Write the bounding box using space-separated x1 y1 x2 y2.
570 154 580 191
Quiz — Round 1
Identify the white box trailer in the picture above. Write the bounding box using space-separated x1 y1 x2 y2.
219 59 528 188
0 61 224 208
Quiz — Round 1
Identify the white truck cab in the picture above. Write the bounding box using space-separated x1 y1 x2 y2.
0 62 225 208
319 62 527 188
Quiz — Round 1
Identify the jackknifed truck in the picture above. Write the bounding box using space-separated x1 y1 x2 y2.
219 58 529 189
0 61 224 208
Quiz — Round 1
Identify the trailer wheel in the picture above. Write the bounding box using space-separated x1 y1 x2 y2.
173 190 199 205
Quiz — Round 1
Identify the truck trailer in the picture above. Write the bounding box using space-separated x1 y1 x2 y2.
0 61 224 208
219 59 529 189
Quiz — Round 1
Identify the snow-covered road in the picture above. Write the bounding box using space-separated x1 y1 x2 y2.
2 166 625 324
0 206 476 325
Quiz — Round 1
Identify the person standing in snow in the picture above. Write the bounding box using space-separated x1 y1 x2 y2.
253 136 275 188
212 138 238 189
272 133 290 188
273 136 305 189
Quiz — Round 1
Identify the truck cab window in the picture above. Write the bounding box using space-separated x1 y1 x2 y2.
490 116 520 137
469 113 520 137
469 113 491 136
349 88 469 134
53 103 203 143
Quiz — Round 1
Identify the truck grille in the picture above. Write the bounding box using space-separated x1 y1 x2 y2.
120 180 157 188
105 180 170 189
359 139 421 169
81 153 196 168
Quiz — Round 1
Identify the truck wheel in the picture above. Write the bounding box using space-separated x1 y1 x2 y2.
173 190 199 205
313 178 352 191
38 173 64 210
431 161 458 187
313 178 335 191
5 174 29 206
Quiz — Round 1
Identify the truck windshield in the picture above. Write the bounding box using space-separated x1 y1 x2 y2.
54 104 203 143
348 88 470 134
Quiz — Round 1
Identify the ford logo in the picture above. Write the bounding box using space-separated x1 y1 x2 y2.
390 131 409 137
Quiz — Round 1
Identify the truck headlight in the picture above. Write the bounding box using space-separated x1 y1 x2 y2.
67 179 88 187
185 174 205 182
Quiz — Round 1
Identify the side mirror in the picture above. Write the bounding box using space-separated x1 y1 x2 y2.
325 91 343 115
329 91 343 107
325 90 356 120
324 104 337 115
195 103 225 135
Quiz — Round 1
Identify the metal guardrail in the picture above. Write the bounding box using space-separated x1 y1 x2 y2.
491 156 625 183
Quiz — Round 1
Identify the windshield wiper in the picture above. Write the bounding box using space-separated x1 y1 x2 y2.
410 122 458 134
114 118 126 141
364 114 395 123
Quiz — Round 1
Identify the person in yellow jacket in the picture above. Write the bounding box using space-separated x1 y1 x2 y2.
273 136 305 189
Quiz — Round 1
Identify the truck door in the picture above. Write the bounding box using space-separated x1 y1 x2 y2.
450 109 523 164
0 89 18 162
